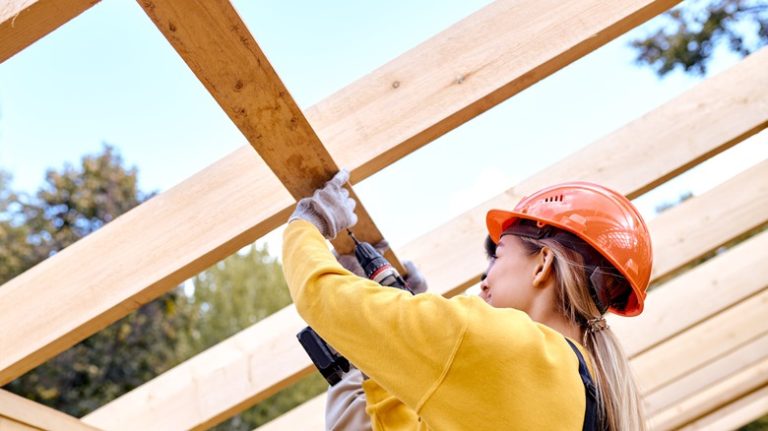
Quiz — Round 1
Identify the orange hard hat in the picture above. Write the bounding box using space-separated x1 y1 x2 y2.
486 182 652 316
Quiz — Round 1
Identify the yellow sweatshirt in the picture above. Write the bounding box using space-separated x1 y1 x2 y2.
283 220 591 430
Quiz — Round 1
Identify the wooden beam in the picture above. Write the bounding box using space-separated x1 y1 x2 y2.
0 0 99 63
84 306 317 430
0 417 39 431
633 288 768 394
650 353 768 430
645 332 768 416
409 55 768 300
610 227 768 358
648 156 768 281
80 50 768 429
0 0 709 388
255 395 324 431
134 0 393 262
677 385 768 431
0 390 100 431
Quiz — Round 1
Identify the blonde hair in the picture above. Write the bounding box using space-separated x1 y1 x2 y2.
517 235 647 431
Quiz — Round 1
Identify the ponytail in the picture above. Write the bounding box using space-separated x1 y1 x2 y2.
518 236 647 431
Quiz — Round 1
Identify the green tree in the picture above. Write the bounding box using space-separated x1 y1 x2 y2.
21 145 149 252
0 172 40 282
177 244 326 430
631 0 768 76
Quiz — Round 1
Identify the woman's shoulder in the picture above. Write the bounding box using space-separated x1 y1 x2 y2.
450 295 582 366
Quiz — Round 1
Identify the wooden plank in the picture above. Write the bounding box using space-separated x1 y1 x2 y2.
645 332 768 416
255 395 324 431
649 354 768 430
0 417 40 431
303 0 682 180
677 385 768 431
406 50 768 300
609 228 768 358
81 50 768 429
648 157 768 281
0 390 100 431
0 0 99 63
134 0 394 263
633 288 768 394
0 0 711 388
84 306 317 431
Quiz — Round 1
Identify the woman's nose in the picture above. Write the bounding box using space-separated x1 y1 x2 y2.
479 272 489 296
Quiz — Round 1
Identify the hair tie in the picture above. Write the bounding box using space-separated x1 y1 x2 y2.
586 317 608 333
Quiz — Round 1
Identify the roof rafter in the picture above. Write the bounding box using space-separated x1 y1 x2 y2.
0 0 99 63
677 384 768 431
135 0 396 261
0 389 100 431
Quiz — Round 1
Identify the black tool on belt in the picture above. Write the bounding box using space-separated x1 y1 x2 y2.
296 230 412 386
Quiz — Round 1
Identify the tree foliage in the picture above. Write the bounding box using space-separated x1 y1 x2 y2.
176 245 326 430
631 0 768 76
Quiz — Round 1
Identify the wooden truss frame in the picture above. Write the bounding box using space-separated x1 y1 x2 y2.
1 0 767 430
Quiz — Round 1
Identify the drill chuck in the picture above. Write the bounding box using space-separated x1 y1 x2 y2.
355 242 408 291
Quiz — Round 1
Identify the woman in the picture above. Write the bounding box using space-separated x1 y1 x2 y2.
283 169 651 430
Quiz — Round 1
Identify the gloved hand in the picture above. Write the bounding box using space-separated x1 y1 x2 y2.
403 260 428 294
288 169 358 239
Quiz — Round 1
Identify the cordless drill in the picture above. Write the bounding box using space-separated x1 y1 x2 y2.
296 230 412 386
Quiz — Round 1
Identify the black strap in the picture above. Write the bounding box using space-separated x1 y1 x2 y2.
565 338 601 431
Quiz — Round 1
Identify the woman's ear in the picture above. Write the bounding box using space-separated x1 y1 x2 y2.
532 246 555 288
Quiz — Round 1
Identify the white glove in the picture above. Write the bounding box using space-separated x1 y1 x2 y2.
403 261 428 294
289 169 358 239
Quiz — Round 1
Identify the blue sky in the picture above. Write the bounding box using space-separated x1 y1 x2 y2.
1 0 766 254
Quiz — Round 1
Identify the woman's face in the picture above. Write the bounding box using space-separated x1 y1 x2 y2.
479 234 539 311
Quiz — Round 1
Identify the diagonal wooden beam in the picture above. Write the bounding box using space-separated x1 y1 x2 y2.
255 395 324 431
610 225 768 358
649 350 768 430
0 0 100 63
0 389 101 431
407 57 768 300
647 321 768 430
633 288 768 395
0 416 37 430
0 0 699 387
676 384 768 431
645 332 768 417
134 0 391 261
82 137 768 430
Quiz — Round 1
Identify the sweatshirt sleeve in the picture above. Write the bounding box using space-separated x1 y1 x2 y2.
283 220 469 412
